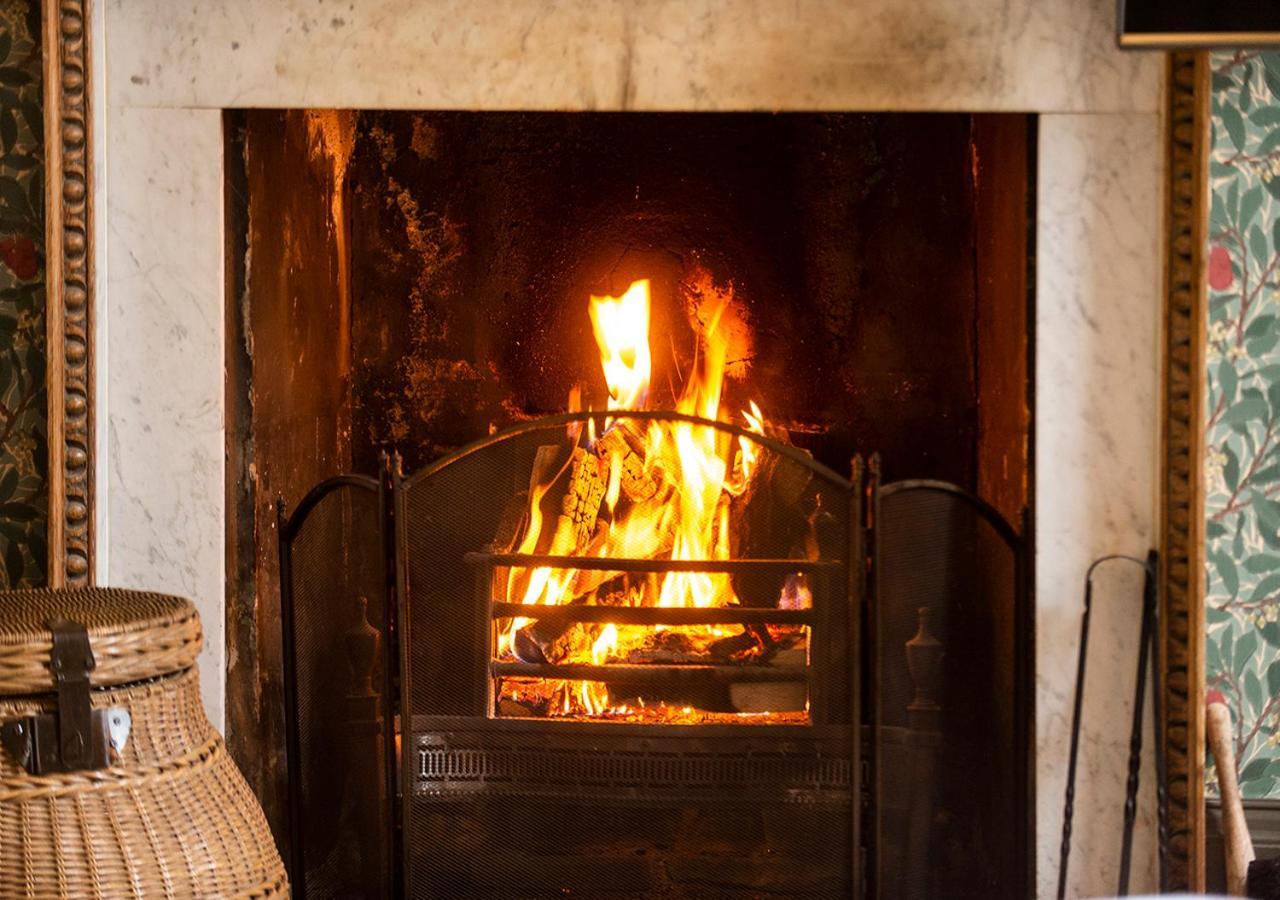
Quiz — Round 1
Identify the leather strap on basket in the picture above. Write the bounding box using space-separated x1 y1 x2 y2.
48 618 96 770
1 620 128 775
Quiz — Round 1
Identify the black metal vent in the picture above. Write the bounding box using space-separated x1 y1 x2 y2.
413 717 852 807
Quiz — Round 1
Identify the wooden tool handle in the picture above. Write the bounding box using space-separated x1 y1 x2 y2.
1207 695 1255 896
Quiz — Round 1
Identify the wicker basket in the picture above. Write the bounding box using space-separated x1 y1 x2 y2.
0 587 288 898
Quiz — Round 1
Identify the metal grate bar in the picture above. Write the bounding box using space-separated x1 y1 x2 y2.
493 661 808 684
464 551 841 574
489 601 812 626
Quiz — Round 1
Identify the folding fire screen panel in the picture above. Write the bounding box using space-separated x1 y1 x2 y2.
871 478 1029 898
396 412 858 898
279 475 396 898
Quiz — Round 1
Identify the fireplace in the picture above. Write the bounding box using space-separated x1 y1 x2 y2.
227 109 1034 897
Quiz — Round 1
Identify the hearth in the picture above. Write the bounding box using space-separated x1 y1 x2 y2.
227 109 1035 897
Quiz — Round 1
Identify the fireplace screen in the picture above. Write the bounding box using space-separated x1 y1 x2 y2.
280 422 1027 898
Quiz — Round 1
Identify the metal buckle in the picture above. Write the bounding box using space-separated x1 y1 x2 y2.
0 619 124 775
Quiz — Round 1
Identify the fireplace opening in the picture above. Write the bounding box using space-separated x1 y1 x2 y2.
225 110 1034 897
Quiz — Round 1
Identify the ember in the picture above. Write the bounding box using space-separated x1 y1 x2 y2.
493 275 817 723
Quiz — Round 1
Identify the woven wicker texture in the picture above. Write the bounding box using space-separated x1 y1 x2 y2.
0 590 287 899
0 588 202 694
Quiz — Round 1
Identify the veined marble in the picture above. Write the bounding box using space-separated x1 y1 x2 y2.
105 0 1160 113
104 107 226 723
97 1 1168 895
1036 114 1163 898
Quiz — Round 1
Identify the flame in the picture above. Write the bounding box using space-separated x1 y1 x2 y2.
578 623 619 714
497 274 808 720
740 400 765 484
589 279 652 414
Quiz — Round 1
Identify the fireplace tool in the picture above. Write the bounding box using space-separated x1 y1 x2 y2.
1057 550 1168 899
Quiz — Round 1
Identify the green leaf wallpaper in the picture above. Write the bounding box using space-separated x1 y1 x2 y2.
1206 51 1280 799
0 0 45 589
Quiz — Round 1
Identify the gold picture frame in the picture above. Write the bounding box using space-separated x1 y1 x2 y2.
1161 50 1210 891
41 0 92 588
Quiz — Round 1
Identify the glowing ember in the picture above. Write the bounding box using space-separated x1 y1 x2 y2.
495 273 815 723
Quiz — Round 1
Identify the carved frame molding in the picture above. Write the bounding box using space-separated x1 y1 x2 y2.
1161 50 1209 892
42 0 93 587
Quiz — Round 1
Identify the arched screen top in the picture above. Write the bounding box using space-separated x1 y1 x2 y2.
395 409 856 729
400 410 854 493
879 478 1023 549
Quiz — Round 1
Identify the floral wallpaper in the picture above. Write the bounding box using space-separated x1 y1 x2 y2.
1206 51 1280 799
0 0 46 588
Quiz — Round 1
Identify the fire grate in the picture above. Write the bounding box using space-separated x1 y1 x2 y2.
413 716 853 807
468 550 846 722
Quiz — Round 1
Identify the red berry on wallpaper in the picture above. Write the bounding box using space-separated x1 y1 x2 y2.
0 236 38 281
1209 244 1234 291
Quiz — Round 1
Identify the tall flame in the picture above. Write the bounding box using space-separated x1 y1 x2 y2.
499 274 796 718
589 279 652 413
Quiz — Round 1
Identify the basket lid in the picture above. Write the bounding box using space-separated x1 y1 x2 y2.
0 587 202 694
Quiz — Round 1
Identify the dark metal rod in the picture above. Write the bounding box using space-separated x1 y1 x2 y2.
1059 565 1097 900
376 453 399 900
276 497 307 899
848 455 865 900
475 553 495 718
1118 554 1158 895
1057 553 1153 900
867 455 883 900
399 408 853 493
489 601 813 626
391 453 415 898
493 661 808 684
465 551 840 574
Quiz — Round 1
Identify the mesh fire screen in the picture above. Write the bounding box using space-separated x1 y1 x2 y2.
396 413 857 898
280 476 394 898
872 480 1027 898
274 419 1032 897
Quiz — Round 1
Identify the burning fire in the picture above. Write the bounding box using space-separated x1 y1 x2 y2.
497 275 812 721
589 279 652 414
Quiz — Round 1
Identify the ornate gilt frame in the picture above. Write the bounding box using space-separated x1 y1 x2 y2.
1161 50 1209 891
41 0 93 587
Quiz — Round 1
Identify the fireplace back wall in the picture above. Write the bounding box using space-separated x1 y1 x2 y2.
340 111 1030 486
225 108 1032 844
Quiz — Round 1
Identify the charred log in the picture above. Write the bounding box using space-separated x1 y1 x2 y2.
729 440 815 609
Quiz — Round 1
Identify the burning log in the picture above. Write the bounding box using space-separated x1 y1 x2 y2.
728 437 815 609
595 421 660 502
509 428 679 664
563 446 607 548
509 426 816 664
514 610 596 664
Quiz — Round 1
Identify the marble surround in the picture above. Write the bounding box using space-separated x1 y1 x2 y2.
98 1 1166 896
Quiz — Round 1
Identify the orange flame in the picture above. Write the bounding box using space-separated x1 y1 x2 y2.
589 279 652 414
498 275 798 718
